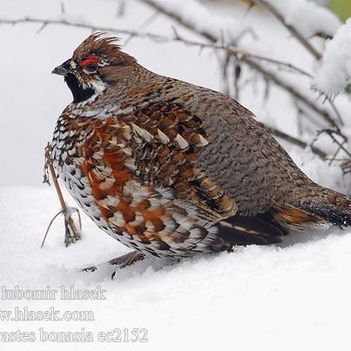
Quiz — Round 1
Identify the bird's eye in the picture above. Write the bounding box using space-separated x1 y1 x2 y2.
85 63 97 72
81 57 98 73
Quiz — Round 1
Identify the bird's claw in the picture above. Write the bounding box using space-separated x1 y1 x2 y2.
81 251 145 279
81 265 97 272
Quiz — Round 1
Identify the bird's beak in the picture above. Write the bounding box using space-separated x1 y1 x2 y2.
52 59 71 76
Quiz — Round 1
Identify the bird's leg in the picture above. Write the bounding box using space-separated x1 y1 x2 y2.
81 251 145 277
42 143 82 247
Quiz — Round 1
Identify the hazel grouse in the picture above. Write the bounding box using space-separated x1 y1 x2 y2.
50 33 351 268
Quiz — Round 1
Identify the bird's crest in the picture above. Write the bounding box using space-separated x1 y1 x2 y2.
73 32 136 65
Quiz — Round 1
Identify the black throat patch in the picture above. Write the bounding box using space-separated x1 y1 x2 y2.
64 73 95 103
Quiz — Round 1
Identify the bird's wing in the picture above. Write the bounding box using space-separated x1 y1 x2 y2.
119 101 286 244
180 87 310 218
116 101 235 218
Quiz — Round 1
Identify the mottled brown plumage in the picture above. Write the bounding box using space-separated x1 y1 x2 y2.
50 33 351 267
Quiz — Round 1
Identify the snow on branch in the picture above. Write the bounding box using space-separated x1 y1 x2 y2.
140 0 247 44
263 0 340 39
314 19 351 95
251 0 340 60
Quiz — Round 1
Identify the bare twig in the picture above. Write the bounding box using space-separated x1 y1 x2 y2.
0 17 166 41
233 60 241 100
250 0 322 60
45 147 70 218
207 43 312 77
41 210 63 248
0 16 311 78
317 129 351 159
327 98 344 126
43 144 82 247
245 58 341 131
327 145 342 166
341 159 351 175
267 126 327 159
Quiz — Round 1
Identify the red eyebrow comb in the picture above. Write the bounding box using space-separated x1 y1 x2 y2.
81 57 98 67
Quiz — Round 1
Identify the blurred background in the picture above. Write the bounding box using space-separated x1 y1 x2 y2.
0 0 351 190
208 0 351 21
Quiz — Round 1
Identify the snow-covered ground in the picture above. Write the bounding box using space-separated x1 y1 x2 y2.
1 0 351 350
2 186 351 351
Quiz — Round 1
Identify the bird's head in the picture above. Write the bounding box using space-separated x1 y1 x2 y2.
52 32 137 104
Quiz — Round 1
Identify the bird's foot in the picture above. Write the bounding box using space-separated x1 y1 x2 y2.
81 251 145 279
81 265 97 272
110 251 145 279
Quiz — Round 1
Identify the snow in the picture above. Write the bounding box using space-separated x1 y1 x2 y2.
146 0 245 43
1 0 351 349
266 0 341 38
314 19 351 95
2 186 351 351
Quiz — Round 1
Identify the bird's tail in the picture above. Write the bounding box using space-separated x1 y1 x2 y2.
216 186 351 248
273 186 351 230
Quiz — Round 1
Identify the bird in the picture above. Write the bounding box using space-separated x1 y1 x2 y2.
50 32 351 270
